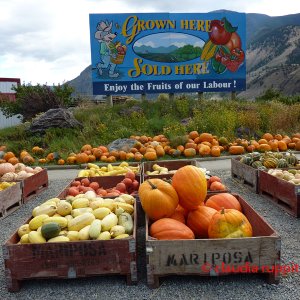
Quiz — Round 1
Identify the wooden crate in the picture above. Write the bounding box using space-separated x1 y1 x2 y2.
259 170 300 217
143 159 196 182
231 157 259 193
0 182 23 219
22 168 49 203
3 200 138 292
146 194 281 288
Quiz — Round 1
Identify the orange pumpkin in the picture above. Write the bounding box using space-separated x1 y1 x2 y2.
88 155 96 162
66 156 76 164
185 142 197 150
91 148 103 159
106 156 116 163
183 148 196 157
205 193 242 212
274 134 282 141
187 206 217 238
211 146 221 157
134 152 143 161
155 146 165 157
257 144 272 152
144 151 157 161
172 165 207 211
189 131 199 140
20 150 30 161
139 179 179 221
150 218 195 240
278 140 287 151
22 155 35 165
81 144 92 152
199 133 213 143
75 153 89 164
209 181 226 191
118 151 127 161
258 138 268 145
58 159 65 165
208 208 253 239
46 152 55 161
169 210 186 224
8 157 19 165
262 133 273 141
198 144 211 156
124 152 133 160
32 146 44 155
175 204 189 218
295 140 300 151
38 158 47 164
3 151 15 161
228 146 244 155
268 140 279 151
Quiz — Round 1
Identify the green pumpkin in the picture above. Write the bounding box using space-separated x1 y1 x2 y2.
277 158 289 168
263 157 278 168
285 153 298 166
251 160 263 169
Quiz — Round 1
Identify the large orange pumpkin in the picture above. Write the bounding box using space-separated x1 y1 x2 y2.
139 179 179 221
208 208 253 239
187 206 217 238
150 218 195 240
172 165 207 211
205 193 242 212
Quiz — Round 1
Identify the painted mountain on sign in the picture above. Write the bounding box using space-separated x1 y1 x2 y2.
133 32 205 63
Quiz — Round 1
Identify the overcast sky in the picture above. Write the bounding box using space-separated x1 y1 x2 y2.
1 0 299 85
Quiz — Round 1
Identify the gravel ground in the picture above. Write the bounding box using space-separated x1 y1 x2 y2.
0 170 299 300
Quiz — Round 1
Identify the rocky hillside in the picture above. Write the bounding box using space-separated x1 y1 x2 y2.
239 24 300 99
68 12 300 99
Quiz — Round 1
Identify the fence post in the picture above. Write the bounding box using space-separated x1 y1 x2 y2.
231 91 236 100
106 95 113 106
197 92 204 101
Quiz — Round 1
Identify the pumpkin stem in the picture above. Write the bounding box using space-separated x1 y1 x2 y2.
221 207 225 214
147 180 157 189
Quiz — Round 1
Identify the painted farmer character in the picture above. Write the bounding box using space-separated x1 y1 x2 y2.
95 21 119 78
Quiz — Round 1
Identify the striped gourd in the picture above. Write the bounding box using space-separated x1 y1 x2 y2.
251 160 263 169
263 157 278 168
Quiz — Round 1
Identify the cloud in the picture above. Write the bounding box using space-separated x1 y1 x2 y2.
0 0 299 85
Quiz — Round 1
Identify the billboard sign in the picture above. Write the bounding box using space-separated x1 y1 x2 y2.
89 12 246 94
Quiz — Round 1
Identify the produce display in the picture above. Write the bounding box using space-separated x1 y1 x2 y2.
67 171 139 198
266 169 300 185
77 162 140 177
238 151 299 170
0 131 299 166
17 193 135 244
0 162 44 182
139 165 253 240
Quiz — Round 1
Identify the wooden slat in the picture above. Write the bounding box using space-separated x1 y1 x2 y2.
146 194 280 287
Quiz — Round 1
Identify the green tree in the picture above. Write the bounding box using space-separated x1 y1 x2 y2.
0 83 74 121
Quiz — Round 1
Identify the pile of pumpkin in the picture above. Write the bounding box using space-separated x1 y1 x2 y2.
0 131 299 166
0 162 43 182
138 165 253 240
